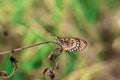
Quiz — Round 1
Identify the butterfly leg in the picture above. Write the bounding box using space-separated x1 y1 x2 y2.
48 48 62 69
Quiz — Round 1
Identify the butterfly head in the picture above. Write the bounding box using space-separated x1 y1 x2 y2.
54 36 64 45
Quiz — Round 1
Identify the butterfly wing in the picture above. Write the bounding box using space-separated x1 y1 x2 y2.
78 38 87 51
60 37 77 51
60 37 87 52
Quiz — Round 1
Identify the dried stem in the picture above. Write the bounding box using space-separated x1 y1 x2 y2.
0 41 55 55
43 67 55 80
0 56 18 78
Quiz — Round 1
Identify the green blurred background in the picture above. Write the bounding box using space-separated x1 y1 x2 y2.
0 0 120 80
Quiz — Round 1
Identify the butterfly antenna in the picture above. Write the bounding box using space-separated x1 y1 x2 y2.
41 25 60 39
50 34 60 39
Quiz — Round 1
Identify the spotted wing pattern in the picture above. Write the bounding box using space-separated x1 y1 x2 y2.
59 37 87 52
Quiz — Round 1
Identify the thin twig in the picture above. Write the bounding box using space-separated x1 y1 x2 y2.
0 41 55 55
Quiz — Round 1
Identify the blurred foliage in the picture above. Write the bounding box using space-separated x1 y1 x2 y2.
0 0 120 80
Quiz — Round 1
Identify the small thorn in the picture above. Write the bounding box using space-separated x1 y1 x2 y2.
11 50 14 53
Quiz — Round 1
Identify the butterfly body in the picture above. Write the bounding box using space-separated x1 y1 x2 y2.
54 37 87 52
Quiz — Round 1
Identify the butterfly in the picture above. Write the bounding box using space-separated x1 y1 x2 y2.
54 36 87 52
